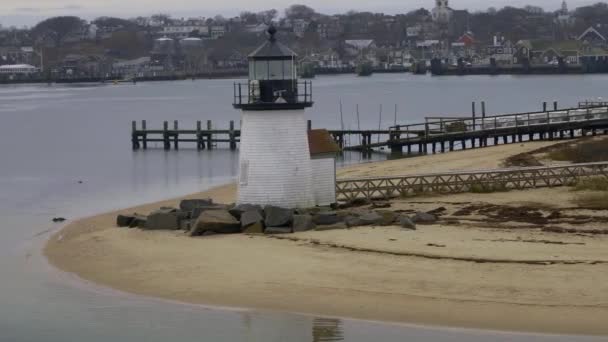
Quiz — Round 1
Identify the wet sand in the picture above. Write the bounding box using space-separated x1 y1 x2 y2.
45 141 608 335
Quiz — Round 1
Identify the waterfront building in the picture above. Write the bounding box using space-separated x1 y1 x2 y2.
233 26 316 208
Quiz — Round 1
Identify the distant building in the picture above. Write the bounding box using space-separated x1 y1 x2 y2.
431 0 453 24
0 64 38 75
112 57 151 76
577 25 608 46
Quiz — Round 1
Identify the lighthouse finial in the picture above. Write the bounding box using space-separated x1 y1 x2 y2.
267 25 277 42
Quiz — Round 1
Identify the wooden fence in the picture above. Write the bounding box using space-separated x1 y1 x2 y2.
335 162 608 201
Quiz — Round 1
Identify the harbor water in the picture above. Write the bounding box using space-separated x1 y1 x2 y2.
1 74 607 341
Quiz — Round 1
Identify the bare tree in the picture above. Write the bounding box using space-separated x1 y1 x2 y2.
31 16 86 46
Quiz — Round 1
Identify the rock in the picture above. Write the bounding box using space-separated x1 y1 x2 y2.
358 211 384 226
376 210 398 226
180 219 194 231
145 209 180 230
190 205 228 220
314 222 348 231
264 226 293 234
372 201 391 209
264 206 293 227
243 222 264 234
190 210 241 236
338 197 371 209
179 198 214 211
412 212 438 224
129 215 147 228
344 215 363 227
116 214 135 227
241 210 264 228
52 217 66 223
229 203 263 220
399 215 417 230
293 214 315 232
312 211 343 226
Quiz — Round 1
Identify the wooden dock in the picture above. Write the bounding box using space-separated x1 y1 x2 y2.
131 102 608 153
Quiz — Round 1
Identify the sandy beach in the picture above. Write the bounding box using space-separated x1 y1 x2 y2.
45 140 608 335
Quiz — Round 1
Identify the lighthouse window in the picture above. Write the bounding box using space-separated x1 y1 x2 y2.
254 60 269 80
268 60 283 80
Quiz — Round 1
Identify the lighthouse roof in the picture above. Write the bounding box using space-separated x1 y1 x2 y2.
249 25 297 60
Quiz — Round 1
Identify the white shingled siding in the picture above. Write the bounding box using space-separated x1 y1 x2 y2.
237 109 315 208
311 157 336 206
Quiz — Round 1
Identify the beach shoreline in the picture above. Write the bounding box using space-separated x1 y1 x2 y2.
44 141 608 336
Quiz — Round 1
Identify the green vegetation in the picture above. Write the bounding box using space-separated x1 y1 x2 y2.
573 177 608 191
547 139 608 163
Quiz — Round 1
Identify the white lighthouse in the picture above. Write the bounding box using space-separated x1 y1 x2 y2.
233 26 315 208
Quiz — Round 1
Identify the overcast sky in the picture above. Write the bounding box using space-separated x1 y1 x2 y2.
0 0 600 27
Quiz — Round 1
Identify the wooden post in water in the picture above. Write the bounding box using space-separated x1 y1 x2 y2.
196 121 204 150
163 121 170 150
543 102 547 112
206 120 212 150
229 120 236 150
553 101 558 111
307 120 312 131
173 120 179 150
131 121 139 150
481 101 486 119
142 120 147 149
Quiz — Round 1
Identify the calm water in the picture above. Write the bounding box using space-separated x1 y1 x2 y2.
1 74 607 341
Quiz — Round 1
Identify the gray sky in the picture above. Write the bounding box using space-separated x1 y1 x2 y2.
0 0 600 27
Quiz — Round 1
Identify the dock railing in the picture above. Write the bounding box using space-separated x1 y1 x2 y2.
386 105 608 144
336 162 608 201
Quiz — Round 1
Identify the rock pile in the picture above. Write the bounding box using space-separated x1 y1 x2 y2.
116 199 440 236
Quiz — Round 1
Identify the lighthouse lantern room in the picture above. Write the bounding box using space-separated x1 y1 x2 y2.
233 25 315 208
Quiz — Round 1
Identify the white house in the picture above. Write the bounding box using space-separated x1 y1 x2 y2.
0 64 39 75
308 129 340 206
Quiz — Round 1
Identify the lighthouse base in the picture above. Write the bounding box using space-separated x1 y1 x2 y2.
237 109 314 208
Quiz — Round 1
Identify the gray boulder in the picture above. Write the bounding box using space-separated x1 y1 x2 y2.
179 198 213 211
229 203 263 220
312 211 343 226
190 205 222 220
264 206 293 227
344 215 363 227
241 210 264 228
376 210 398 226
412 212 438 224
293 214 315 232
145 209 180 230
399 215 417 230
264 226 293 234
190 210 241 236
358 211 385 226
116 214 135 227
243 222 264 234
180 219 194 231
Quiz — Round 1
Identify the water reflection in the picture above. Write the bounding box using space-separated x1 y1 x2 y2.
312 318 344 342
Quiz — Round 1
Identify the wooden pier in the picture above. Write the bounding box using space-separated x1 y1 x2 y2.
353 102 608 154
132 102 608 154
